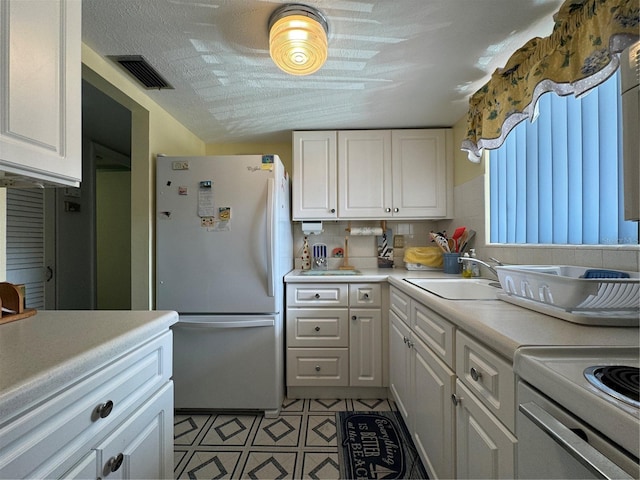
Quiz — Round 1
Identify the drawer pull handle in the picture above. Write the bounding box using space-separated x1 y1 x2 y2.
96 400 114 419
315 326 320 332
351 315 357 321
451 394 461 406
314 293 321 299
315 365 321 372
106 453 124 473
470 367 482 381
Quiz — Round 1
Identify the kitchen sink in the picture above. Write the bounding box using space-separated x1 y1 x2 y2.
300 269 362 276
404 278 501 300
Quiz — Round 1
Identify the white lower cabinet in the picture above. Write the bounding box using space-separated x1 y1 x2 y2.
389 289 455 479
389 286 517 480
454 380 517 479
286 282 385 394
412 333 456 480
0 331 174 480
96 383 173 479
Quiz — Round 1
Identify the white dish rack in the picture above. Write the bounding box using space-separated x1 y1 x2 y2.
495 265 640 327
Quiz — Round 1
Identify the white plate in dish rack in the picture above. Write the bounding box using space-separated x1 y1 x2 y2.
495 265 639 327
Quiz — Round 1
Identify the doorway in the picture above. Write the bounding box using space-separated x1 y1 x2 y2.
50 81 133 309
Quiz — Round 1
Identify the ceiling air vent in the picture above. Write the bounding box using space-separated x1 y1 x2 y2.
108 55 173 90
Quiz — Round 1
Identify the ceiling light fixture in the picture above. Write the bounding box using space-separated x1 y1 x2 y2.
268 3 328 76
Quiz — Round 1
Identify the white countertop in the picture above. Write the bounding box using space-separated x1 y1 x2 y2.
0 310 178 421
285 268 640 360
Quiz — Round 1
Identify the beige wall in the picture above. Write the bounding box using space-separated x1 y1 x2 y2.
205 143 293 175
452 115 485 186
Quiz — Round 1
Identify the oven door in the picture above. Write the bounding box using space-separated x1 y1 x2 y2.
517 382 638 479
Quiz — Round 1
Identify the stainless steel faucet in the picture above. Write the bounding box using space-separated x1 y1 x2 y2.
458 256 502 277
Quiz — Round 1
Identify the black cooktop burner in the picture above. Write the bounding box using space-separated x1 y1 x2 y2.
584 365 639 408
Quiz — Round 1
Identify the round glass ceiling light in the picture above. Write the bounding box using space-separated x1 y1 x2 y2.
268 4 328 76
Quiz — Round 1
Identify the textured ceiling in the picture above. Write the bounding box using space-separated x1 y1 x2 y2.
82 0 564 144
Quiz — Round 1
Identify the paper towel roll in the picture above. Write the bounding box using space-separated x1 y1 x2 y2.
349 227 383 236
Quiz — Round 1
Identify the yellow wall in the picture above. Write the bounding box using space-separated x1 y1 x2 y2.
452 115 485 186
82 44 205 309
205 143 293 175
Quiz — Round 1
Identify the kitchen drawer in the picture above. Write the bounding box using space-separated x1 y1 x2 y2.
286 348 349 386
287 283 348 307
286 308 348 347
456 331 515 431
349 283 382 307
0 332 172 480
390 286 411 324
411 300 455 369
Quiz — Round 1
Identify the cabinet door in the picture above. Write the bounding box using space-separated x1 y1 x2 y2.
411 333 456 480
391 129 449 217
389 310 412 426
455 380 516 480
349 308 382 386
96 383 173 480
338 130 392 218
292 131 337 220
0 0 82 186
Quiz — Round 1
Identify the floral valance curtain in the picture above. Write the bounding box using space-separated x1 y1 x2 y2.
461 0 640 162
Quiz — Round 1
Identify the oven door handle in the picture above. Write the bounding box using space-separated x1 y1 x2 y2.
519 402 633 480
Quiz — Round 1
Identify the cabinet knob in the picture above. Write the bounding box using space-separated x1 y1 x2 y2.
96 400 114 419
315 365 321 372
314 293 321 299
106 453 124 473
315 326 320 332
403 336 408 344
385 208 391 213
394 207 399 213
363 293 369 299
451 394 461 406
351 315 357 321
470 367 482 381
407 341 414 349
330 208 336 213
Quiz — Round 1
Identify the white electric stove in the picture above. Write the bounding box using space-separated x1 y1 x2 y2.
514 346 639 479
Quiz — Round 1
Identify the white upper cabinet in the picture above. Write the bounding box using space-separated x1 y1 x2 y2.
0 0 82 187
292 131 338 220
293 129 452 220
338 130 393 218
391 129 450 218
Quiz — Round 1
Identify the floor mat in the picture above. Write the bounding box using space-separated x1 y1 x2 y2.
336 411 428 479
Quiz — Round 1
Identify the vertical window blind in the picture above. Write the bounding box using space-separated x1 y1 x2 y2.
489 70 638 245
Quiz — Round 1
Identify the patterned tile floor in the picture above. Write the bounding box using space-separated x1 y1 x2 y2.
174 398 394 480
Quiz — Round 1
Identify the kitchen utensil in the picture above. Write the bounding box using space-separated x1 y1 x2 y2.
459 229 475 253
430 232 450 253
451 226 466 252
312 243 328 270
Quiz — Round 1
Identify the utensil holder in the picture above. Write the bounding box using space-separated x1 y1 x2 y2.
443 253 461 274
312 243 328 270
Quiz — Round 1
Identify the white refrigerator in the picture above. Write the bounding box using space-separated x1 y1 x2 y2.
155 155 292 417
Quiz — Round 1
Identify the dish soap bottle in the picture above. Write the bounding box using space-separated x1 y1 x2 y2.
462 253 473 278
470 249 480 277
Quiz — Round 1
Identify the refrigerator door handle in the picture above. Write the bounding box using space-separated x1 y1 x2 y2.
266 178 275 297
177 318 275 329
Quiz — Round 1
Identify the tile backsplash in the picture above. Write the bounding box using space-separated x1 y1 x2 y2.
293 220 443 270
293 174 640 274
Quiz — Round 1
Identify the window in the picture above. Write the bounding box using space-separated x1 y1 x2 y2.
489 69 638 245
